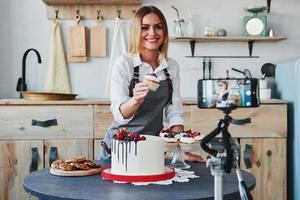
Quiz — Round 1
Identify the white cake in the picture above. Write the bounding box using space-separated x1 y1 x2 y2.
111 135 165 176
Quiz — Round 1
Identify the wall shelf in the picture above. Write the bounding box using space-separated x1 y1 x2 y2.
170 36 287 57
42 0 142 20
186 56 260 59
43 0 142 5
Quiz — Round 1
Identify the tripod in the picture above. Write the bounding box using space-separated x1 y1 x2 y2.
200 108 253 200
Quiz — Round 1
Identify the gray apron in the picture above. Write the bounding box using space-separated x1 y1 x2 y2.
100 80 170 159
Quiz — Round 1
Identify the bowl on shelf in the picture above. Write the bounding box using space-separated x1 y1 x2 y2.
21 91 77 101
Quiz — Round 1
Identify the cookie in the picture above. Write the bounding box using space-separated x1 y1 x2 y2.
70 156 86 163
51 160 64 169
59 162 75 171
70 162 90 170
84 160 101 168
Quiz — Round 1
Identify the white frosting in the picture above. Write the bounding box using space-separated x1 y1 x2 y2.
164 137 177 143
194 135 202 141
180 137 195 144
143 74 159 83
111 135 165 175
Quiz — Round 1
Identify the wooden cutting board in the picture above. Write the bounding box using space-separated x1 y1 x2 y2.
90 18 106 57
67 15 88 62
50 167 102 176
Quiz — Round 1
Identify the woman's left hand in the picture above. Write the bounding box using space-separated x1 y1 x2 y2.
183 152 205 163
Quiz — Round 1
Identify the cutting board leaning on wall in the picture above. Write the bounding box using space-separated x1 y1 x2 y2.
67 14 88 62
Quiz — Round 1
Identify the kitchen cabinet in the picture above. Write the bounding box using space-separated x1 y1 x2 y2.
189 100 287 200
0 140 43 200
0 103 95 200
240 138 286 200
0 99 287 200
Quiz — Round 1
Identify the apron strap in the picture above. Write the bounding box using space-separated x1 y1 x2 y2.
129 66 140 97
163 68 173 105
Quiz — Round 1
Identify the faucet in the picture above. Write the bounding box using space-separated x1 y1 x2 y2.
16 48 42 98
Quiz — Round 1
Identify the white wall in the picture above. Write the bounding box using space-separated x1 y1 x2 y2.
0 0 299 99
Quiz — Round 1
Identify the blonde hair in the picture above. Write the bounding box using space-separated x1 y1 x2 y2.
128 6 169 58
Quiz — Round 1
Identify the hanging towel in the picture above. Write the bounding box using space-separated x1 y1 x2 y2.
44 20 72 94
104 18 127 97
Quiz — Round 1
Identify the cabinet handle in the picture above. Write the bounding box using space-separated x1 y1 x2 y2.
30 147 38 172
267 150 272 156
49 146 58 167
255 160 261 167
243 144 253 169
32 119 58 127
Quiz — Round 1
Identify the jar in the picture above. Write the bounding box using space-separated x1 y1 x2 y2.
174 18 185 37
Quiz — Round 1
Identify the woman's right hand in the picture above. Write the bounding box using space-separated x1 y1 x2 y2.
132 82 149 104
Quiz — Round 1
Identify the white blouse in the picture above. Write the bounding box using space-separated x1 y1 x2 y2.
110 53 184 127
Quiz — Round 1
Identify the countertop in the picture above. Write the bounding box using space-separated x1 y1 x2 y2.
0 98 287 105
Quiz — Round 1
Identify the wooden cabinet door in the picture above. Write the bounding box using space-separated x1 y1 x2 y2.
94 105 113 139
44 139 94 167
240 138 287 200
0 140 44 200
94 139 102 161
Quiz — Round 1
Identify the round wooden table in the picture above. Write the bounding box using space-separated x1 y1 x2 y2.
24 160 255 200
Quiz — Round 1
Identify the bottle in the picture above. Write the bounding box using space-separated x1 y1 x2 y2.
186 14 195 37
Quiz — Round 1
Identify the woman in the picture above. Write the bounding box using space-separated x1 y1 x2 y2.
101 6 203 162
216 80 230 108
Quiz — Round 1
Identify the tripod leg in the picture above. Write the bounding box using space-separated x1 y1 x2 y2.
214 174 223 200
236 164 253 200
222 129 233 173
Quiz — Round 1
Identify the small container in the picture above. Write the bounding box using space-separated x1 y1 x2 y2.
260 88 271 99
204 25 214 36
268 28 274 37
259 79 268 89
174 18 185 37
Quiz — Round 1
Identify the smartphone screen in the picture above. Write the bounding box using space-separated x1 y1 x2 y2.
198 79 260 108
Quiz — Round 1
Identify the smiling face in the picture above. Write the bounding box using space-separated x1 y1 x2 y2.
140 13 165 54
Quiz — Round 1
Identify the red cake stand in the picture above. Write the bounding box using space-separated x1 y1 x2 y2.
101 166 175 182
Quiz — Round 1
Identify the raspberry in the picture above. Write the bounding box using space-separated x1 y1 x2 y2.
140 136 146 140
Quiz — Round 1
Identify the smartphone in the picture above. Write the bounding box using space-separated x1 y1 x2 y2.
198 78 260 108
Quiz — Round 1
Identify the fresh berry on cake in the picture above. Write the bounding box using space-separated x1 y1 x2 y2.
111 129 165 176
160 128 201 144
159 128 179 143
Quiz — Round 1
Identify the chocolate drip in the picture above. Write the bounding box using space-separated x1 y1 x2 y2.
111 140 113 153
117 142 120 162
121 142 124 164
135 141 138 156
129 141 131 153
125 142 128 172
114 139 140 172
113 140 116 154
